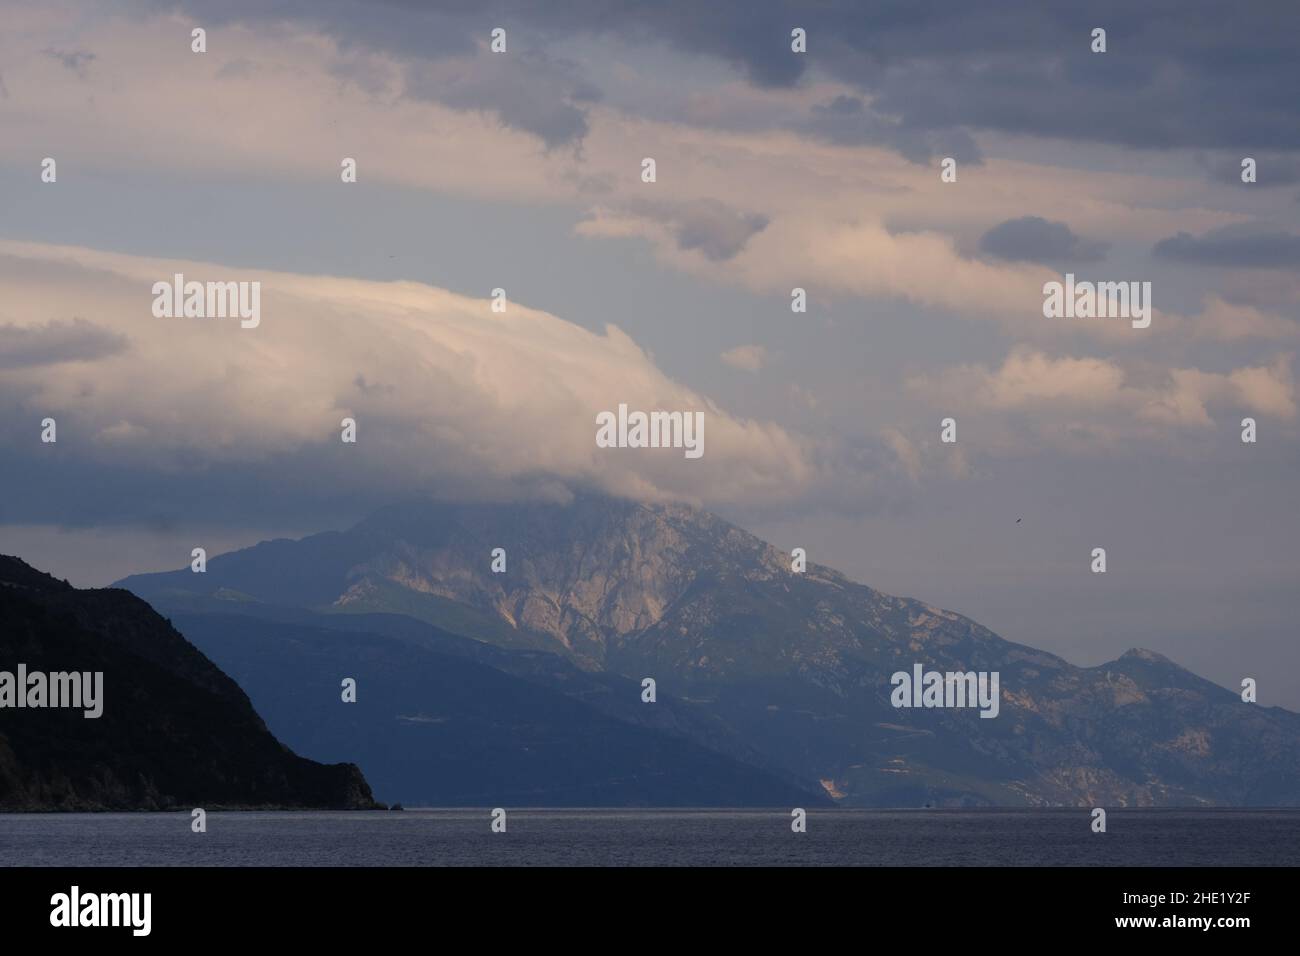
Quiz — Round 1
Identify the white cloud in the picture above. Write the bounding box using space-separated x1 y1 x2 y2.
1178 295 1300 342
0 240 812 507
907 347 1296 439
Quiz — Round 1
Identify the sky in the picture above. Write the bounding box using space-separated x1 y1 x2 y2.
2 1 1298 705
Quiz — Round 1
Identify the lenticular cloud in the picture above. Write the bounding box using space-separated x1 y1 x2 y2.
0 240 810 507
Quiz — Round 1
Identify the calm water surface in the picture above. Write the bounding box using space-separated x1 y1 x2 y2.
2 809 1297 866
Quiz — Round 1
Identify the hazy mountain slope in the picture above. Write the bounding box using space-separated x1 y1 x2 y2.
141 599 798 780
166 610 829 807
0 556 377 811
118 494 1300 807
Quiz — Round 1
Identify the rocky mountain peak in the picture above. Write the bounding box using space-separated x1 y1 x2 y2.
340 493 792 658
114 496 1300 806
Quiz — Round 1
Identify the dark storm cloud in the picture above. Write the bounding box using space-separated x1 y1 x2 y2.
1153 226 1300 269
149 0 1300 152
588 0 1300 151
979 216 1108 264
0 319 127 369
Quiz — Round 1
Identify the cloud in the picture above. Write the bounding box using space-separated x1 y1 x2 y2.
591 200 771 263
881 427 922 482
665 200 769 261
804 94 983 164
0 241 813 520
720 344 767 372
149 0 478 62
0 6 1244 340
878 425 970 484
0 318 128 369
158 0 1300 153
978 216 1108 264
404 49 599 149
143 4 602 150
649 1 1300 152
1178 295 1300 342
1157 360 1297 425
908 347 1296 437
1153 225 1300 269
42 48 95 78
936 349 1126 410
579 208 1058 334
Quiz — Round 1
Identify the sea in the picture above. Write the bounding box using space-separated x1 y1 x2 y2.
2 808 1297 866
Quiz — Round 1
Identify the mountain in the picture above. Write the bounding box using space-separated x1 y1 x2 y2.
0 556 377 811
118 494 1300 807
161 610 824 807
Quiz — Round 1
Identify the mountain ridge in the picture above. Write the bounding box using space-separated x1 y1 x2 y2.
117 494 1300 807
